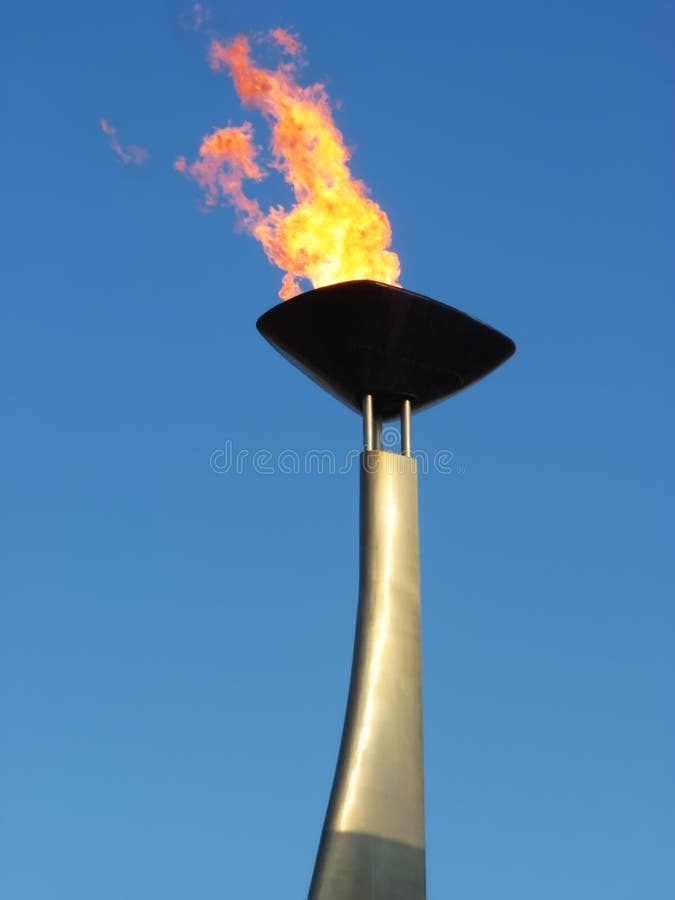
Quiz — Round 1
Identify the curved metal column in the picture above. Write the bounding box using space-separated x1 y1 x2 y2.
309 450 425 900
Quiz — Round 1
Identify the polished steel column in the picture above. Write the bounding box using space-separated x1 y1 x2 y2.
309 448 425 900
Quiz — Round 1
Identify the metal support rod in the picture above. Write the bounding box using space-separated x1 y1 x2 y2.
363 395 375 451
374 414 383 450
401 399 412 457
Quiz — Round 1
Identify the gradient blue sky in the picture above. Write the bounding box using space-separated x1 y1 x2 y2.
2 1 674 898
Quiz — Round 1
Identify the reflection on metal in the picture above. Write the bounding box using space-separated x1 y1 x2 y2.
373 413 383 450
308 450 425 900
401 399 412 457
363 394 375 451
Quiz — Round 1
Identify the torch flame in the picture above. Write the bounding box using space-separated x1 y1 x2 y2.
177 29 400 299
100 118 149 166
268 27 302 57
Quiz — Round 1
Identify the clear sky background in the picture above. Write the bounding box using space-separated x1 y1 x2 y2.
2 1 673 898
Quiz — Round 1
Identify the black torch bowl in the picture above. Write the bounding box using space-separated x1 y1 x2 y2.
256 280 515 420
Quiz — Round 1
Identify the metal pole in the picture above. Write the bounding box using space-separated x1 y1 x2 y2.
401 399 412 457
363 395 374 451
309 451 425 899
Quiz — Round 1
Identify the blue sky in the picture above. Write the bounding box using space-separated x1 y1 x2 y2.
2 1 673 898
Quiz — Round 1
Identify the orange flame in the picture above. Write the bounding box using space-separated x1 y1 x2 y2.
100 118 149 166
179 2 210 31
269 27 301 57
177 29 400 299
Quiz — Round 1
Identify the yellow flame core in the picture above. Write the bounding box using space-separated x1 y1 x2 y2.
177 30 401 299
